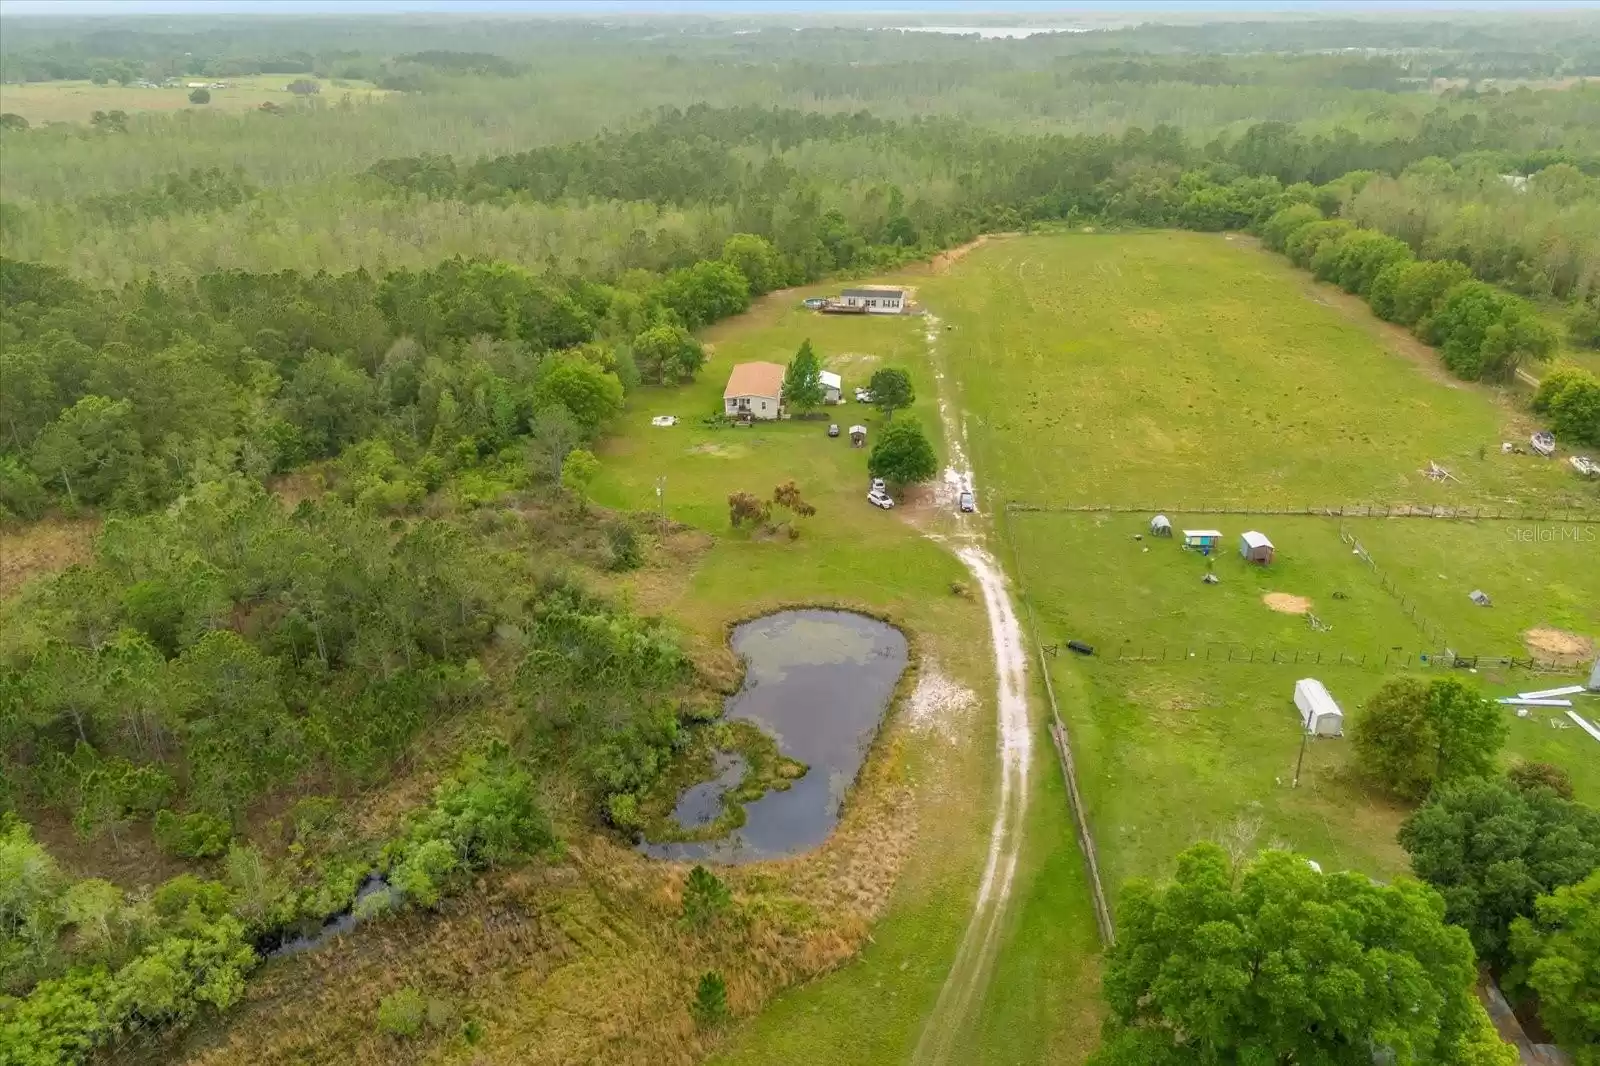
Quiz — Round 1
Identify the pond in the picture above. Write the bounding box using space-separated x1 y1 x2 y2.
640 609 908 864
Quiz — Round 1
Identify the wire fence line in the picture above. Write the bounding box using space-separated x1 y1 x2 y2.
1005 500 1600 523
998 509 1116 948
1338 524 1452 649
1111 643 1576 674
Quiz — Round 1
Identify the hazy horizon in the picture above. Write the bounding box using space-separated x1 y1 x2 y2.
4 0 1596 17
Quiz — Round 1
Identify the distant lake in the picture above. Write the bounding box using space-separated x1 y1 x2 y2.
890 26 1090 38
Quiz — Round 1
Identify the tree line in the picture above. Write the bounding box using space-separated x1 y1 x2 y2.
0 225 789 521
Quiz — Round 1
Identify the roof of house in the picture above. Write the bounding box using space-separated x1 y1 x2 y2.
1183 529 1222 539
724 361 786 399
819 370 842 389
842 287 904 299
1241 531 1274 549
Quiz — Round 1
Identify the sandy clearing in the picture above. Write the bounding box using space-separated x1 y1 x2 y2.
910 302 1033 1066
1262 592 1312 615
906 660 978 741
1524 626 1596 662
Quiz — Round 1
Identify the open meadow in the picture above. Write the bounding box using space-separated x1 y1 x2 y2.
919 231 1589 510
924 232 1599 920
0 76 391 123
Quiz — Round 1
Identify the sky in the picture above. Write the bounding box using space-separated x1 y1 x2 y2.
2 0 1595 15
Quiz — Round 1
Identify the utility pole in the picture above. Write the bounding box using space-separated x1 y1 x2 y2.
655 476 667 537
1292 724 1309 788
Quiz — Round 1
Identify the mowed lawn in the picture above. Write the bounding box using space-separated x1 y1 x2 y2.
919 231 1581 508
592 289 1103 1066
0 76 391 124
591 293 930 533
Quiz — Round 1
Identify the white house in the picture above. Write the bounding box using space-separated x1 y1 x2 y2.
1294 678 1344 737
841 287 906 314
723 361 786 420
819 370 843 404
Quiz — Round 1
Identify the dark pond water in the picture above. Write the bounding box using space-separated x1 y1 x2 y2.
263 874 398 959
641 609 907 864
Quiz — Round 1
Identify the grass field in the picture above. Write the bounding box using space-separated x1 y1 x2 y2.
918 231 1588 510
0 76 391 123
928 232 1599 931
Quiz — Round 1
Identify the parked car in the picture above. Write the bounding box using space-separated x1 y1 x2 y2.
650 415 678 427
959 491 976 513
827 423 840 437
870 478 886 494
867 489 894 510
854 387 874 403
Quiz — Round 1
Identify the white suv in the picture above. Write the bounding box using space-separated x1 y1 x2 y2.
867 489 894 509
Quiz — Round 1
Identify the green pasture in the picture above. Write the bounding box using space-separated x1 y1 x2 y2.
1009 511 1430 658
1348 518 1600 656
919 231 1585 509
930 231 1599 953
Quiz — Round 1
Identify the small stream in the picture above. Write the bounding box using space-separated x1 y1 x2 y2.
641 609 908 864
262 874 398 959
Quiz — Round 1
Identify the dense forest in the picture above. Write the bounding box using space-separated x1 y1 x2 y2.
2 11 1600 1065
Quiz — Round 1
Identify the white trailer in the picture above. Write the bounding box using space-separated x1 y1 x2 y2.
1294 678 1344 737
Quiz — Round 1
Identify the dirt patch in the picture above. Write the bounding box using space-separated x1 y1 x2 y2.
269 466 326 509
688 442 745 458
905 659 978 741
1262 592 1312 615
0 515 98 598
928 232 1019 274
1524 626 1597 663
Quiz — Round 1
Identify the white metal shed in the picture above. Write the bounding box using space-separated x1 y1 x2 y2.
1294 678 1344 737
819 370 843 404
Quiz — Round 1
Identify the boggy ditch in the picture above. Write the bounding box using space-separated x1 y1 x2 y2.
639 609 908 864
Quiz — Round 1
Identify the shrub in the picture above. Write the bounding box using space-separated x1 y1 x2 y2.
692 971 728 1028
606 523 642 571
377 987 426 1038
1532 362 1600 446
1506 760 1575 800
153 810 233 859
682 865 732 929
